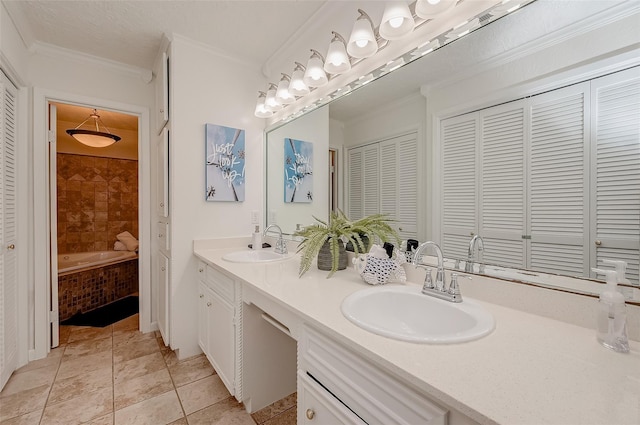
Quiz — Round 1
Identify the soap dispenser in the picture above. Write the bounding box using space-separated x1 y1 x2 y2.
251 225 262 250
592 268 629 353
602 259 633 299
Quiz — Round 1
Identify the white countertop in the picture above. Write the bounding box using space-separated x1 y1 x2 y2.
194 242 640 425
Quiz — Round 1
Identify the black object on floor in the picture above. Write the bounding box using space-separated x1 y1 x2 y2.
61 296 138 328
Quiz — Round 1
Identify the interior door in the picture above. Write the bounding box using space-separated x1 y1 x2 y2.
48 103 59 348
0 70 18 390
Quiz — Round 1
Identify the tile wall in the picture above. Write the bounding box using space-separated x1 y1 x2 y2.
57 153 138 254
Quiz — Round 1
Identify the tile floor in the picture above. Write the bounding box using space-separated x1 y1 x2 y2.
0 315 296 425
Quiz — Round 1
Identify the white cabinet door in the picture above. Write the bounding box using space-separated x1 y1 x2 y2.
157 252 170 346
197 281 208 353
205 288 235 394
156 128 169 218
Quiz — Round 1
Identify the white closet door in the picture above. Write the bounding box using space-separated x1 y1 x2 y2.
347 148 363 220
441 114 479 259
591 67 640 285
528 84 589 277
379 132 418 240
479 103 526 268
0 71 18 390
362 144 379 218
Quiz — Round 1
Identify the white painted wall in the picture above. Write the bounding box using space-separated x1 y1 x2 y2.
266 106 329 236
167 35 266 358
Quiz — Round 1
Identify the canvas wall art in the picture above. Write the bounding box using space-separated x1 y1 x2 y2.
284 138 313 203
205 123 245 202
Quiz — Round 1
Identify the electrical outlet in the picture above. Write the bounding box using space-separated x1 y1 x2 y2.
251 210 259 224
269 209 277 223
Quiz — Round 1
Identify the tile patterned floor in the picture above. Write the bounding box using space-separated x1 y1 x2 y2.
0 315 296 425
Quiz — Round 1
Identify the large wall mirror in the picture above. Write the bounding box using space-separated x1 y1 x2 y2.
265 0 640 303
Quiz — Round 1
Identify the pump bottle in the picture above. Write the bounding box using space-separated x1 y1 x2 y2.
251 225 262 250
592 268 629 353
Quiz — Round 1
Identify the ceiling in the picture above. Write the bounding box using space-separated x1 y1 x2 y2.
2 0 327 70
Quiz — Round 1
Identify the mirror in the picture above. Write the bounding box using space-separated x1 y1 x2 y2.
265 0 640 303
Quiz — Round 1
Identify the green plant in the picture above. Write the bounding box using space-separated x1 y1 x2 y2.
294 210 400 277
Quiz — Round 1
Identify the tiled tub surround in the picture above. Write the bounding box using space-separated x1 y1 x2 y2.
56 153 139 254
194 238 640 425
58 257 138 321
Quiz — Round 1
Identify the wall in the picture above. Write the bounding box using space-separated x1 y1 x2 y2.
57 153 139 254
168 35 266 358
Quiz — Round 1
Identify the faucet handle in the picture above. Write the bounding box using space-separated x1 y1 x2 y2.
448 273 461 296
422 267 435 291
276 237 288 254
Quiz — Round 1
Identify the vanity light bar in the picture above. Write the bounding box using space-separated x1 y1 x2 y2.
264 0 538 123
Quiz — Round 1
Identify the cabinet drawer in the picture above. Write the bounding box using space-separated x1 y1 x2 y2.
205 265 235 303
298 371 365 425
300 326 447 425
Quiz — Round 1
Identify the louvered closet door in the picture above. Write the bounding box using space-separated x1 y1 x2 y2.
528 83 589 277
0 71 18 390
380 132 418 240
479 103 526 268
362 144 380 218
591 67 640 285
347 148 364 220
441 114 479 259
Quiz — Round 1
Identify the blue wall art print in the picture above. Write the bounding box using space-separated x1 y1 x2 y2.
284 138 313 203
205 123 245 202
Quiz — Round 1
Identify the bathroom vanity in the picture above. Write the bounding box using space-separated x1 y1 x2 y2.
194 238 640 425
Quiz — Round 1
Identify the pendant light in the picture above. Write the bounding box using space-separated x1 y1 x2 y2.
289 62 310 96
66 109 121 148
254 91 273 118
303 49 328 87
415 0 457 19
347 9 377 59
380 2 415 40
324 32 351 74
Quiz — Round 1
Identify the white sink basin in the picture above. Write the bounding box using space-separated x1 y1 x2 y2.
341 285 495 344
222 249 292 263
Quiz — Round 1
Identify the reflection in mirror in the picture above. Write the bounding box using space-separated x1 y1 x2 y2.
266 106 329 236
264 0 640 303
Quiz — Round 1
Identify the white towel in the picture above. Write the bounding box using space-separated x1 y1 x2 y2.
117 231 139 251
114 241 128 251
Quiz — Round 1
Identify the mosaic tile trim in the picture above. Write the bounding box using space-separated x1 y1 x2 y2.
58 259 138 321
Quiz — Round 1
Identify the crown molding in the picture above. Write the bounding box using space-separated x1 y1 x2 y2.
2 0 35 52
30 42 153 83
169 32 262 72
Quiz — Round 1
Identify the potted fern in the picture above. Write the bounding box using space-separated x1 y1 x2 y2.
294 210 400 277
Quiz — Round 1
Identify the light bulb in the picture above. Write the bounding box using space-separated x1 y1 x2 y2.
356 39 369 48
389 16 404 28
428 0 441 4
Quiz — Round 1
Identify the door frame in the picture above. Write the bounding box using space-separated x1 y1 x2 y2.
32 88 151 359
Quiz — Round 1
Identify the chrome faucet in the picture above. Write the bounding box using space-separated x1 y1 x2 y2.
412 241 462 303
263 224 288 255
466 235 484 273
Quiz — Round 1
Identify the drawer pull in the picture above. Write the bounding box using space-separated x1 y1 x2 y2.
207 302 212 307
199 294 204 298
595 240 602 246
199 268 204 273
305 409 315 420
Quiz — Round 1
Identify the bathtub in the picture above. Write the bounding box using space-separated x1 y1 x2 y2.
58 250 138 274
